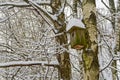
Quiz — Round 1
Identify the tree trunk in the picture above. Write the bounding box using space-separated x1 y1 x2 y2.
116 0 120 52
109 0 118 79
115 0 120 79
55 25 71 80
51 0 71 80
82 0 99 80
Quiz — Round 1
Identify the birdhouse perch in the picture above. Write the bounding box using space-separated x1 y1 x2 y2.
66 18 87 50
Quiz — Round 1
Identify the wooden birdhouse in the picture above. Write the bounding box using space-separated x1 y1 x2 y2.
66 18 87 50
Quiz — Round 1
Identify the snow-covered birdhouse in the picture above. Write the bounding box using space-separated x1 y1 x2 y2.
66 18 87 50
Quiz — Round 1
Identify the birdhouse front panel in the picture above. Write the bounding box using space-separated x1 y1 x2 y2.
70 28 87 50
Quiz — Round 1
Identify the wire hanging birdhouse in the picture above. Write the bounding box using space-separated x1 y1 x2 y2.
66 18 87 50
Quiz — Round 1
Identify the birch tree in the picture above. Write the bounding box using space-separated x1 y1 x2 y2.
82 0 99 80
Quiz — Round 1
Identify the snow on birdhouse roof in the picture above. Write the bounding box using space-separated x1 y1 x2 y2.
66 18 85 31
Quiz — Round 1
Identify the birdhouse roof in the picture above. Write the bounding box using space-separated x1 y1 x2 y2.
66 18 85 32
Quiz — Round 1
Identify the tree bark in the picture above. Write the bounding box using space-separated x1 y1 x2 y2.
116 0 120 52
51 0 71 80
56 30 71 80
109 0 118 79
82 0 99 80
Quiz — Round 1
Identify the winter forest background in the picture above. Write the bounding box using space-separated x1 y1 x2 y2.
0 0 120 80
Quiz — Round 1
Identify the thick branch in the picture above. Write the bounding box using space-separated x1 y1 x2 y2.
101 0 111 10
0 1 50 7
0 61 59 68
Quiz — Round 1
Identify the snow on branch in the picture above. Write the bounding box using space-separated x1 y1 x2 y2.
0 1 50 7
0 0 58 30
0 61 59 68
29 0 57 20
0 11 20 23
